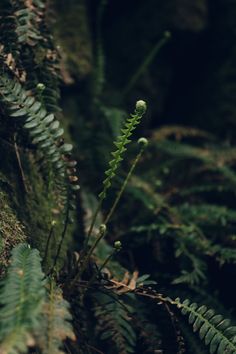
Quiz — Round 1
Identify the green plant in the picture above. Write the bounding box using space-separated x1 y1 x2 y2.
0 243 75 353
86 99 147 244
93 292 136 354
174 298 236 354
0 72 79 213
0 243 45 353
14 0 45 45
1 2 236 354
38 279 76 353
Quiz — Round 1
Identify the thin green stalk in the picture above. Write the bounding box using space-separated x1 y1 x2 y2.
85 241 122 290
49 201 70 274
78 138 148 284
42 221 56 267
71 224 107 287
123 31 171 95
84 198 103 249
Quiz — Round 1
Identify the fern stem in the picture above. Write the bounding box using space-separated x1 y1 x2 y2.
83 139 148 274
73 225 107 286
84 198 103 249
123 31 171 95
86 241 121 289
42 221 56 267
47 277 54 353
14 133 29 193
50 201 70 273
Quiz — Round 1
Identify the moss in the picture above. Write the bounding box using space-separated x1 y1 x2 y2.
0 181 27 274
20 152 76 271
0 141 75 273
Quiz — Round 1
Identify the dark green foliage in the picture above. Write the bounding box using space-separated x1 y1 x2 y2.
99 100 147 200
13 0 45 45
0 243 45 352
0 243 75 353
175 298 236 354
93 292 136 354
0 72 79 212
38 280 76 354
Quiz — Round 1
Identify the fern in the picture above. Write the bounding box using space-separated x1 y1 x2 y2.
174 298 236 354
153 125 214 142
134 299 163 353
13 0 45 46
38 279 76 354
0 243 45 353
0 71 79 211
99 100 147 200
0 1 19 55
94 292 136 354
86 100 147 243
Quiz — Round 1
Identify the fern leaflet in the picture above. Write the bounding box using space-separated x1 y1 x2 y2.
175 298 236 354
0 243 45 353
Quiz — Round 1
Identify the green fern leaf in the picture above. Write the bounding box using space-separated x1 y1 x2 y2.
175 298 236 354
99 100 147 200
0 243 46 353
37 280 76 354
0 73 80 211
94 292 136 354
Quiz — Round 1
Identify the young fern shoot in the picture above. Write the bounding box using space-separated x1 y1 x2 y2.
86 100 147 246
104 136 148 225
81 138 148 277
81 138 148 280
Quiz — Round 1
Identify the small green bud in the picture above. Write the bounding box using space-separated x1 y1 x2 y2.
36 83 45 91
138 137 148 147
99 224 107 234
135 100 147 115
51 220 57 226
114 240 122 250
164 30 171 39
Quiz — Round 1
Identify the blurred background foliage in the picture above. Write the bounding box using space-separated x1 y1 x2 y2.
53 0 236 308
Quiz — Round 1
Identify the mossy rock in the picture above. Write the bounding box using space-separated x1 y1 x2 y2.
0 180 27 274
0 141 75 273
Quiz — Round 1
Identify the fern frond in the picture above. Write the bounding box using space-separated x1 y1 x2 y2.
0 243 45 353
0 72 79 211
94 292 136 354
38 280 76 354
0 1 19 55
13 0 45 46
137 313 163 354
99 100 147 200
153 125 214 142
175 298 236 354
